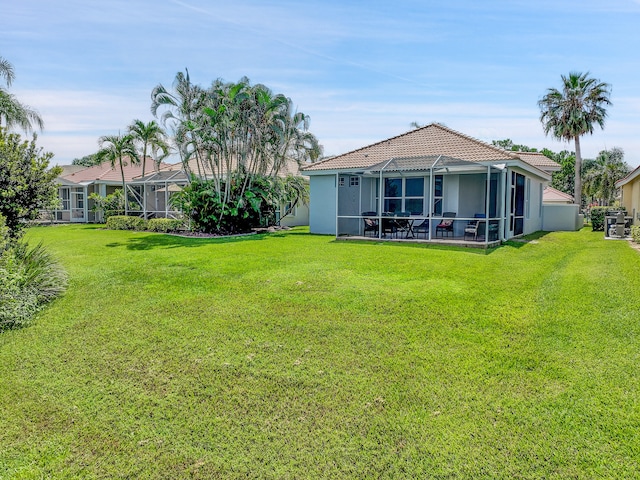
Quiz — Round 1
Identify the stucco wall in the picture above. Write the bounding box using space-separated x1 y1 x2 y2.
309 175 337 234
542 204 580 231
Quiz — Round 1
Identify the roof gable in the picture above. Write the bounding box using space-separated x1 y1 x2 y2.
303 123 520 172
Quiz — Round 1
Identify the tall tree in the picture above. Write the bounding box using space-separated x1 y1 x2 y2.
538 72 612 206
127 119 169 178
582 147 630 206
0 56 44 133
96 134 139 212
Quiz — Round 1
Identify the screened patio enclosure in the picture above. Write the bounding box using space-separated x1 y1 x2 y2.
336 155 505 245
125 170 188 219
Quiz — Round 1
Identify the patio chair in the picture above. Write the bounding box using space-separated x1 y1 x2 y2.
435 212 456 238
381 212 398 238
464 213 485 241
362 211 378 237
413 217 430 238
394 211 412 238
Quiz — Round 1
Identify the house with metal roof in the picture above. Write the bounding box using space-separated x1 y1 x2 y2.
301 123 575 245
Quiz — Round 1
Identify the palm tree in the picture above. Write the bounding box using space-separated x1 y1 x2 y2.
0 56 43 133
0 56 15 86
127 119 169 178
538 72 612 206
96 134 139 212
582 147 629 206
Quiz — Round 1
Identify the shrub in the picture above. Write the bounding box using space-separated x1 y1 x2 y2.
89 189 124 222
0 128 61 236
591 206 626 231
632 225 640 243
170 176 280 234
0 215 67 331
147 218 186 233
106 215 148 231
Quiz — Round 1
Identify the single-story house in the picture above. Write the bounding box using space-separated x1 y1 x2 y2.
302 123 575 244
616 165 640 225
53 157 311 226
52 160 173 223
543 186 574 204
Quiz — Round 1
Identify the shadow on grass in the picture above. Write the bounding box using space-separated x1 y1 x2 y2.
331 238 499 255
105 232 269 251
503 230 552 249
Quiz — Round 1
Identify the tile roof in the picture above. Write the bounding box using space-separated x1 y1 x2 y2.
616 164 640 187
157 156 307 179
61 159 175 183
543 186 574 203
303 123 520 172
516 152 561 172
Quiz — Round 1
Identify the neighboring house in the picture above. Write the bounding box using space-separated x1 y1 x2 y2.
52 160 173 223
124 157 310 226
302 123 573 243
543 186 574 204
616 165 640 225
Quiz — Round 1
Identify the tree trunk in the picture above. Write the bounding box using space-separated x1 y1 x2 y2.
119 156 127 214
574 136 582 208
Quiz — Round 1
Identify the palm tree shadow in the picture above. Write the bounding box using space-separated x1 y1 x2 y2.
105 232 267 251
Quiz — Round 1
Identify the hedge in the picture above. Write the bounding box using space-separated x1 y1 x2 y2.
147 218 186 233
105 216 186 233
591 206 626 231
632 225 640 243
105 216 148 231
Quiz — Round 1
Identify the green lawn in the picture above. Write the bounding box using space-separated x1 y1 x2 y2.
1 225 640 479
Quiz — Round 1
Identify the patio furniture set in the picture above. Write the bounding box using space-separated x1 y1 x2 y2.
361 212 490 241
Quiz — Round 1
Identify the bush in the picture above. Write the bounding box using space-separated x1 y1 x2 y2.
591 206 626 231
89 189 124 222
170 176 279 234
0 128 61 236
0 215 67 331
106 215 148 231
632 225 640 243
147 218 186 233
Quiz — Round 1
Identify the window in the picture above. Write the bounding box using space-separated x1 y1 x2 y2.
378 177 425 214
60 188 70 210
350 176 359 187
433 175 443 215
338 176 345 187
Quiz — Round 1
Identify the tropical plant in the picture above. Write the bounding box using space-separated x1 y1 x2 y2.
0 127 61 236
88 189 124 222
127 119 170 178
582 147 630 206
0 56 44 133
71 153 101 167
0 214 67 331
152 72 321 233
96 134 139 212
538 72 612 206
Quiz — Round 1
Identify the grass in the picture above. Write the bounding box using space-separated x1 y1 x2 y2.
1 225 640 478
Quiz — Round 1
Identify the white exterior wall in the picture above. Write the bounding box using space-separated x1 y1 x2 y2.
280 204 310 227
524 177 544 235
309 175 337 234
542 204 581 231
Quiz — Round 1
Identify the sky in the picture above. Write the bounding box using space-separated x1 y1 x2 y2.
2 0 640 167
